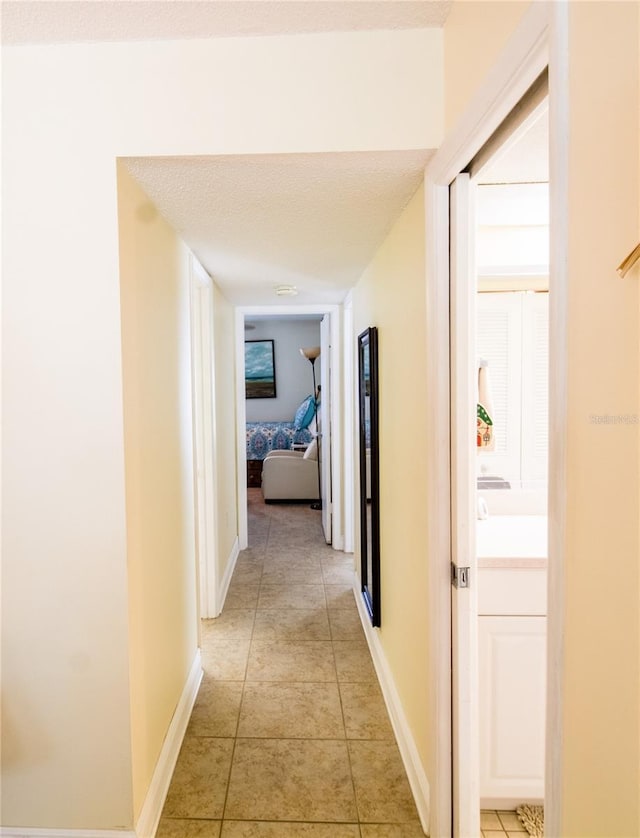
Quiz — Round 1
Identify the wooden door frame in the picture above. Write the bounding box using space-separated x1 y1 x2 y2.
424 3 569 835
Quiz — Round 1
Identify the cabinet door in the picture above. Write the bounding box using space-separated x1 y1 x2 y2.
479 616 546 807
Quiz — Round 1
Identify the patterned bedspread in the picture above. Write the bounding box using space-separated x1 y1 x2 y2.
246 422 314 460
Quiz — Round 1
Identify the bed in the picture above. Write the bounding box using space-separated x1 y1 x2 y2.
246 422 314 461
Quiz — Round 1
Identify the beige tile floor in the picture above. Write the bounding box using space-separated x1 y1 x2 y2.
157 489 424 838
480 810 527 837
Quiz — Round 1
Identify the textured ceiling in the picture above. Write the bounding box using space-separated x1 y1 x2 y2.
123 150 434 305
1 0 452 45
3 1 447 307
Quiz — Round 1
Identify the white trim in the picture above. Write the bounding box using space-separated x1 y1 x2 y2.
135 650 203 838
449 173 480 838
354 587 430 834
320 313 333 543
235 304 343 552
342 293 355 554
190 256 218 619
327 308 344 550
544 5 569 835
216 536 240 616
0 830 135 838
429 1 550 186
0 653 203 838
425 2 568 835
235 308 249 550
424 178 453 838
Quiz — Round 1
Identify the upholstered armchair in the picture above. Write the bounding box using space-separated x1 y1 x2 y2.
261 439 319 502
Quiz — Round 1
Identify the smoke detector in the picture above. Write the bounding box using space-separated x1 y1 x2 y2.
275 284 298 297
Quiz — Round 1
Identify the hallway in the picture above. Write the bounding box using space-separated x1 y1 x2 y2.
157 489 423 837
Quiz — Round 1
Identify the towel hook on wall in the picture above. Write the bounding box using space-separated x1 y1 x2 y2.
617 242 640 277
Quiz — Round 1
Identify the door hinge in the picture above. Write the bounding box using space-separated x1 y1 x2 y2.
451 563 470 589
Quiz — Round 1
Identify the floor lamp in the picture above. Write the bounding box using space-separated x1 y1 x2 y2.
299 346 322 511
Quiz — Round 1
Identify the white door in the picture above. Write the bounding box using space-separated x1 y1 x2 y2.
450 173 480 838
191 258 218 618
319 314 332 544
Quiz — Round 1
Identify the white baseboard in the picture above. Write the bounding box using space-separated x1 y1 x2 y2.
216 537 240 616
0 831 135 838
354 586 430 836
135 650 203 838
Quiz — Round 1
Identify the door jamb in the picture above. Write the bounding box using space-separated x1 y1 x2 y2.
342 292 355 554
449 172 480 838
424 3 568 835
190 256 218 620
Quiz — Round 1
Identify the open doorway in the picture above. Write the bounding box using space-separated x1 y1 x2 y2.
449 81 551 836
242 313 326 532
474 109 549 828
235 304 343 555
423 9 570 831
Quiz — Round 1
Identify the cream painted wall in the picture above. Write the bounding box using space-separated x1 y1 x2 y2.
351 184 430 778
213 284 240 581
117 166 199 819
444 0 529 131
1 74 135 837
560 4 639 834
1 28 443 829
443 1 640 834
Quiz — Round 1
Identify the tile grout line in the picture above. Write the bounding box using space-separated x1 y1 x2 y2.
219 492 269 826
163 491 418 835
328 562 363 831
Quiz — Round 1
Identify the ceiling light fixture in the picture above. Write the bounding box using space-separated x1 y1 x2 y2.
275 284 298 297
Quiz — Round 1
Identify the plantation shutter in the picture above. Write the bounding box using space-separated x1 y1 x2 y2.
521 293 549 485
476 291 549 489
476 293 522 484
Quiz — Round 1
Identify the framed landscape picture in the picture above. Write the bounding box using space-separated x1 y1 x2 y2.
245 339 277 399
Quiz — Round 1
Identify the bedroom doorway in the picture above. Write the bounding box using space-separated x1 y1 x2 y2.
235 304 343 554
